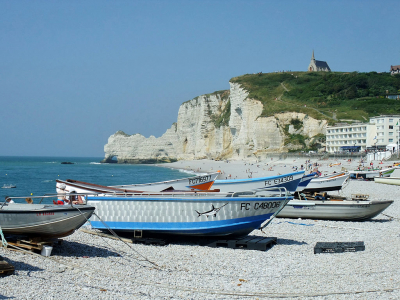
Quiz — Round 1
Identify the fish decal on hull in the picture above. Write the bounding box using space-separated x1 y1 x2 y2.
195 203 228 218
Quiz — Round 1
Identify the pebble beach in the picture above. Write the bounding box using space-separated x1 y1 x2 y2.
1 157 400 299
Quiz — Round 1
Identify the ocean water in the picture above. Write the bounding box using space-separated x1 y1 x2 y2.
0 156 194 204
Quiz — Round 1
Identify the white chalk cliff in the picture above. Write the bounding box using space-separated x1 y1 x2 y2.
103 82 327 163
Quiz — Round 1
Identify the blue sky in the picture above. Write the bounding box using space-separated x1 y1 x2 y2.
1 1 399 157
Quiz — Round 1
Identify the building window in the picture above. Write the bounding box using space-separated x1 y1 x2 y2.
389 119 393 122
389 125 394 129
389 139 394 142
389 132 393 136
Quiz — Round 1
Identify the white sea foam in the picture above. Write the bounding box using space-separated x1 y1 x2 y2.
178 169 196 175
89 162 101 165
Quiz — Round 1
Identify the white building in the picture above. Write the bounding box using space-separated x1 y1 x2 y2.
326 123 374 153
326 115 400 153
369 115 400 147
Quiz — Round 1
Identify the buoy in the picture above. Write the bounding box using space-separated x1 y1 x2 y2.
31 193 33 195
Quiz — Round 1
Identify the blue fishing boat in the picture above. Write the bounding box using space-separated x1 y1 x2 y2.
86 189 292 237
296 172 316 192
212 171 305 193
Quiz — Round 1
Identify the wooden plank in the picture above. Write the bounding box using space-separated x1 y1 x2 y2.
8 239 53 252
0 261 15 276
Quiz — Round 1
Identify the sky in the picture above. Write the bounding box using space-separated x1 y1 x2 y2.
1 0 399 157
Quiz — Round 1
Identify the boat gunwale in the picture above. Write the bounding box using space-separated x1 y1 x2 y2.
112 172 220 187
0 205 95 213
287 200 393 206
310 172 348 182
87 195 293 202
214 171 305 184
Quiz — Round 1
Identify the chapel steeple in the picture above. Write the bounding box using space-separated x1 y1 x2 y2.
308 51 331 72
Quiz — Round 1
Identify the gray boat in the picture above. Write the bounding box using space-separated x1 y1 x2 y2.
1 195 95 238
277 194 393 221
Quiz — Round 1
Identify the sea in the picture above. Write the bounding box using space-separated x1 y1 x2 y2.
0 156 195 204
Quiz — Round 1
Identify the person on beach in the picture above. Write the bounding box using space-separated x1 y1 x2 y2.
5 196 14 204
56 184 68 205
74 195 84 205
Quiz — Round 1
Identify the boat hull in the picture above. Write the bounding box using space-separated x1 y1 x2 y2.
112 172 220 191
301 172 349 193
277 200 393 221
0 204 95 238
213 171 304 193
349 167 395 180
296 175 314 192
374 177 400 186
87 194 292 237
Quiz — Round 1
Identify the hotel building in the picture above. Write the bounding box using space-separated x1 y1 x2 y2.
326 123 374 153
326 115 400 153
369 115 400 146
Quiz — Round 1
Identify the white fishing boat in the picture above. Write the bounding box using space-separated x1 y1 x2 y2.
86 188 292 237
212 171 305 193
374 176 400 186
301 172 349 193
349 167 395 180
278 194 393 221
2 184 16 189
1 195 95 238
296 173 316 192
111 172 220 191
56 171 305 195
56 179 219 195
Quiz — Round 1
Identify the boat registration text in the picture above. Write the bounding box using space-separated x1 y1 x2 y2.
265 175 293 186
36 212 55 216
189 175 212 185
241 201 281 210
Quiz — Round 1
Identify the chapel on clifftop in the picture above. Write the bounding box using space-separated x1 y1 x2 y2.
308 51 331 72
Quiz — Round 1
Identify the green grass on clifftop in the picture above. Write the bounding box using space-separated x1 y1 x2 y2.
230 72 400 124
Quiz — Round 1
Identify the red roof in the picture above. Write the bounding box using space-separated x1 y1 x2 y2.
391 65 400 71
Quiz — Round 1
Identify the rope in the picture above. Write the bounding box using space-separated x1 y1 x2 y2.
70 205 159 269
89 211 159 269
0 225 8 247
4 227 400 298
8 240 400 298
